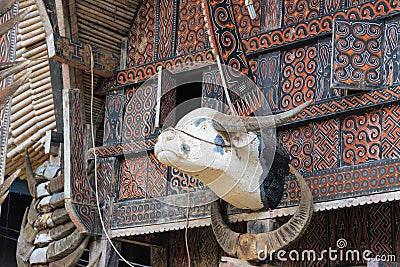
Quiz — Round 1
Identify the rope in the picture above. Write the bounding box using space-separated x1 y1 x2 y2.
87 44 136 267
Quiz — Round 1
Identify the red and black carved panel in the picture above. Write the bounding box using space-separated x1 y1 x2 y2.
112 190 213 228
332 19 383 90
103 90 125 146
321 0 344 15
65 89 99 233
146 152 168 198
281 44 317 110
117 49 215 87
155 0 178 60
159 69 177 127
341 110 381 166
261 0 282 31
96 158 117 233
168 167 205 195
122 82 157 143
283 0 320 26
257 51 281 110
204 0 253 77
383 17 400 86
231 0 261 39
119 156 148 201
279 124 314 173
176 0 208 55
313 119 339 171
283 159 400 205
127 0 156 67
346 0 368 7
316 39 340 100
382 105 400 159
244 0 400 56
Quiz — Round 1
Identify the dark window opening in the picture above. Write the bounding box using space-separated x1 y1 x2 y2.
159 70 203 128
119 243 151 267
0 191 32 267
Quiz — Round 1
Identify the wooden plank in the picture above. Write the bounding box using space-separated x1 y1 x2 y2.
50 35 119 77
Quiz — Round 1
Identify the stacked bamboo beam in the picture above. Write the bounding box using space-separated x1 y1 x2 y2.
5 0 56 179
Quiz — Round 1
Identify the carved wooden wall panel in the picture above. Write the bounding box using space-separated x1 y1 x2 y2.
176 0 209 55
127 0 157 67
331 19 383 90
283 0 320 26
155 0 178 60
231 0 261 38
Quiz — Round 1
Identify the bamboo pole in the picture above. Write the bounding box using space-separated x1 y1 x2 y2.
19 0 36 9
32 82 51 95
22 43 47 58
18 16 41 30
12 110 55 139
18 33 46 48
18 21 43 35
7 121 56 158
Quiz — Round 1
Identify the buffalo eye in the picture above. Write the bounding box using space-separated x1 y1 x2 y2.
180 144 191 155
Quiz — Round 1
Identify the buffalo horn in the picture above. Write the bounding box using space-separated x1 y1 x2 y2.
211 165 313 261
213 101 311 132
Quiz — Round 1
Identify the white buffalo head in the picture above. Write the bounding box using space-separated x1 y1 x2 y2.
154 101 314 261
155 101 311 210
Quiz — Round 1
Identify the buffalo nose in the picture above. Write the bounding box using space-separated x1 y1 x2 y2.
164 128 176 141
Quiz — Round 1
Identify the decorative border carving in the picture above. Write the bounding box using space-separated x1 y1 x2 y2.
243 0 400 55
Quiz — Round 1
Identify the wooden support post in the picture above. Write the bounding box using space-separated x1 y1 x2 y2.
89 236 120 267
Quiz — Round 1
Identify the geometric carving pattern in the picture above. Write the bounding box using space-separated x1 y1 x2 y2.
281 44 318 110
313 119 339 171
65 89 98 233
164 203 400 267
146 153 168 198
346 0 368 7
382 105 400 159
332 20 383 90
53 36 118 77
283 0 320 26
97 158 116 232
127 0 156 67
169 227 219 266
341 110 381 166
368 202 393 257
176 0 208 55
328 205 369 266
232 0 261 38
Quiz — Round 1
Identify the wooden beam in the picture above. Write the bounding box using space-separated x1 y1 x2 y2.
50 35 119 77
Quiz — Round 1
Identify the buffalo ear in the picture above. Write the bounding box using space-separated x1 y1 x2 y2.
230 132 254 148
